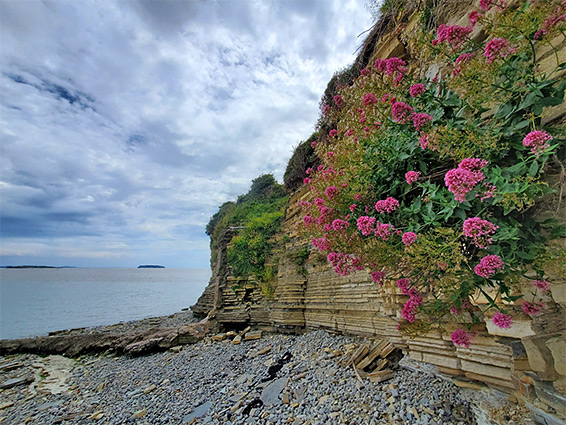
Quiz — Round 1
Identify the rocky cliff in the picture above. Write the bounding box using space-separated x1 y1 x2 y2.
193 1 566 422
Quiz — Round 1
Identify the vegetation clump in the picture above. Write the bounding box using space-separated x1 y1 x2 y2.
298 0 566 343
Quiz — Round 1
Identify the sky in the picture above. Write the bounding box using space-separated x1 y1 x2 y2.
0 0 374 268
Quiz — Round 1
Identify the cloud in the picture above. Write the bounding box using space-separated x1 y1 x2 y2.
0 0 372 267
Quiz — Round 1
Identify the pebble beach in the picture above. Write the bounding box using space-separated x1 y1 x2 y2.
0 312 532 425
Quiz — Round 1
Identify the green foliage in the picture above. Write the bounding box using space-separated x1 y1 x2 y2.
288 246 311 276
283 133 320 192
300 0 566 336
227 209 286 281
206 173 288 283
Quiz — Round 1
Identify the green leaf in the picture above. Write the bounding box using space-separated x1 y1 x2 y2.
528 160 539 177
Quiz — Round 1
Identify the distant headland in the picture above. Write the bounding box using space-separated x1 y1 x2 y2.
137 265 165 268
0 265 76 269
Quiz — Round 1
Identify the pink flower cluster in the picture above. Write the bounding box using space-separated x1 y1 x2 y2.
484 38 515 63
419 133 430 150
492 312 513 329
360 68 371 77
452 53 474 76
374 57 407 84
303 177 311 185
371 271 385 285
357 216 376 236
303 215 317 228
374 222 393 240
398 278 422 322
533 279 551 292
334 95 345 108
468 10 482 26
463 217 498 248
363 93 379 106
451 329 472 348
522 130 552 156
410 83 425 97
474 254 504 278
332 219 349 231
534 6 566 40
412 113 433 131
375 197 400 213
327 252 364 276
405 171 420 184
445 158 488 202
311 237 329 252
402 232 418 246
433 24 473 48
522 301 545 316
325 186 338 199
329 129 338 137
391 101 414 124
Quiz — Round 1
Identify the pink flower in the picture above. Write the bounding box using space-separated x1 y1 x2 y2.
314 197 325 207
306 167 313 175
445 158 488 202
405 171 420 184
391 101 414 124
522 301 545 316
479 0 493 11
459 157 489 172
303 177 311 185
332 219 349 231
310 141 317 148
484 38 515 63
375 197 400 213
354 193 362 201
402 296 422 323
397 278 411 295
363 93 379 106
349 204 356 212
477 183 496 201
451 329 472 348
492 312 513 329
303 215 317 228
402 232 418 246
325 186 338 199
523 130 552 156
434 24 473 48
419 133 430 150
384 57 407 75
371 271 385 285
334 95 345 108
452 52 475 76
357 216 376 236
468 10 482 26
329 129 338 137
360 68 371 77
346 129 354 137
412 113 433 131
474 255 504 278
311 237 329 252
532 279 551 292
375 221 393 240
463 217 498 248
410 83 426 97
322 104 330 115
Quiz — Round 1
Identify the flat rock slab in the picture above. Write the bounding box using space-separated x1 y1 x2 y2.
261 376 289 406
183 401 212 423
0 376 31 389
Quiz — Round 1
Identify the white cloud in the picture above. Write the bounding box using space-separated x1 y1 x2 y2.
0 0 372 267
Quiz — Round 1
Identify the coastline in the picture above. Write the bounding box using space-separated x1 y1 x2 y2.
0 314 535 424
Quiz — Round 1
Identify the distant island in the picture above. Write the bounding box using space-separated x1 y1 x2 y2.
137 265 165 268
1 265 76 269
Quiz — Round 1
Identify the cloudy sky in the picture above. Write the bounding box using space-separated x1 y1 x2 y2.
0 0 373 268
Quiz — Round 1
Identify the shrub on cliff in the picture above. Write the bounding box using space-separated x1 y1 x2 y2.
298 0 566 344
283 133 320 192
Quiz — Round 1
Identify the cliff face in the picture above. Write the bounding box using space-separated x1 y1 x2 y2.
193 1 566 420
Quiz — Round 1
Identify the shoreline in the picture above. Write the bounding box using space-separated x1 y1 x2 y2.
0 323 539 425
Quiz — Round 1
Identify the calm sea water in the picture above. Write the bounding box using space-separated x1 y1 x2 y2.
0 268 210 340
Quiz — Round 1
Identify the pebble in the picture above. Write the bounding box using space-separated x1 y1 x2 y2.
0 324 480 425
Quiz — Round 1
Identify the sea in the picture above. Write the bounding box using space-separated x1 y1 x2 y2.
0 267 210 340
